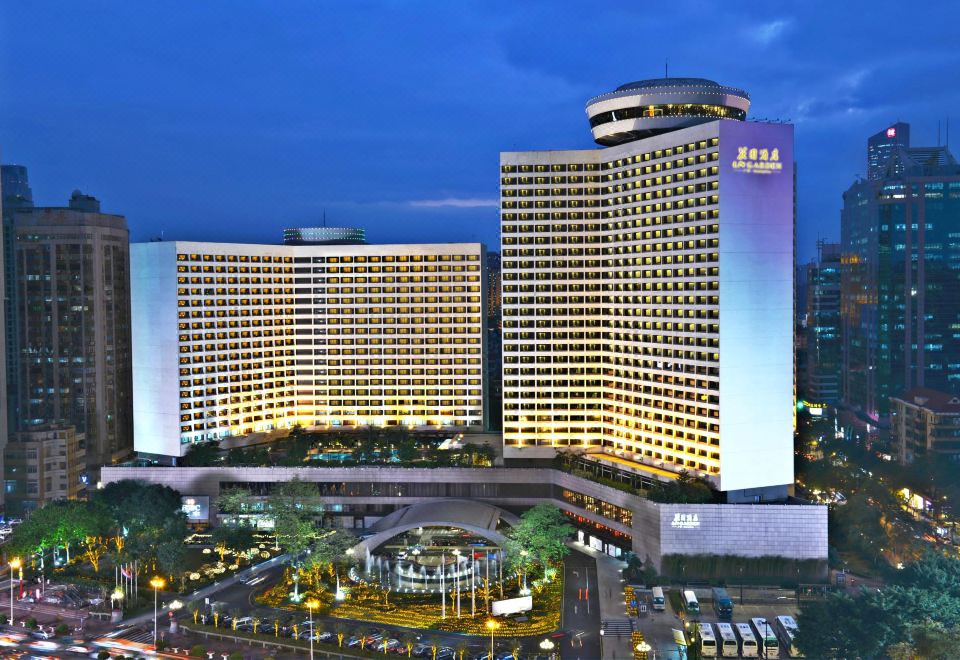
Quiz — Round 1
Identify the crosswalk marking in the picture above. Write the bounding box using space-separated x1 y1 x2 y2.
601 619 634 637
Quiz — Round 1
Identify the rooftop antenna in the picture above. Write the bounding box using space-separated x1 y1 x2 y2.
664 59 668 78
322 209 327 227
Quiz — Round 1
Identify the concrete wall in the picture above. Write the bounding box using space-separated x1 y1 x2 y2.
100 465 827 571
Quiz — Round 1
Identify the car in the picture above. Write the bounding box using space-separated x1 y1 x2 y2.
298 630 319 641
413 644 431 657
318 631 334 642
384 639 401 652
29 630 54 640
346 636 363 648
235 623 254 633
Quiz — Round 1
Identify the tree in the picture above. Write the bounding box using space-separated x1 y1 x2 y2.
400 633 418 658
334 622 349 648
305 529 357 584
397 438 418 463
506 503 573 581
211 522 255 562
182 441 221 466
156 539 187 582
796 552 960 658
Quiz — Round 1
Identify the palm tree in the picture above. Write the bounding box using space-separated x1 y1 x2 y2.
229 608 242 630
426 636 442 660
251 617 261 635
400 633 418 658
334 622 349 648
455 641 469 660
187 603 200 625
507 638 522 660
358 626 377 651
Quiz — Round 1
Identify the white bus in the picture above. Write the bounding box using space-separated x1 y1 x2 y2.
734 622 759 658
751 617 780 659
714 622 740 658
682 589 700 616
698 622 717 658
774 615 803 658
651 586 666 611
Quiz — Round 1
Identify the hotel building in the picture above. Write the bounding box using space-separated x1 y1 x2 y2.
132 240 487 459
500 78 795 499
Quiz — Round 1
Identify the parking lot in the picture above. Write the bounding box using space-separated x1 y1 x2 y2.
634 588 799 659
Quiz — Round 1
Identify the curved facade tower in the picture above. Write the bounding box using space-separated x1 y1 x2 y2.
501 78 794 500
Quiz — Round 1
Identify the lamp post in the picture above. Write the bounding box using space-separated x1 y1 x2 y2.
486 619 499 660
520 549 529 594
306 598 319 660
7 558 20 625
539 638 555 660
635 640 652 659
149 577 165 648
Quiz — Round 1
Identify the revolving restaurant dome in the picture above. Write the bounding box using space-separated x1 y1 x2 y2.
585 77 750 146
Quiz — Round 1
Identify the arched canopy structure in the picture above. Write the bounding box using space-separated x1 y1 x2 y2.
352 499 519 555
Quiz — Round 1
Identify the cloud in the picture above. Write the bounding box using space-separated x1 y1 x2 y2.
749 18 792 46
408 198 499 209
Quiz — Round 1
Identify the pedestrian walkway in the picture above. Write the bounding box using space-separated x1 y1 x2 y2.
566 541 632 660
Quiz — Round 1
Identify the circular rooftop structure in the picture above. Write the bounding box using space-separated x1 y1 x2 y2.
585 77 750 146
282 226 366 245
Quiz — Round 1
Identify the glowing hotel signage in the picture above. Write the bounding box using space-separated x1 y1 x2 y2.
731 146 783 174
670 512 701 529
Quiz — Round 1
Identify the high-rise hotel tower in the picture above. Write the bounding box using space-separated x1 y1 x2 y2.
132 239 486 459
501 78 794 499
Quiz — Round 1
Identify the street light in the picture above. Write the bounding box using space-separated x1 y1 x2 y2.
306 598 320 660
149 576 165 648
520 549 529 594
539 638 555 660
486 618 499 660
7 558 21 626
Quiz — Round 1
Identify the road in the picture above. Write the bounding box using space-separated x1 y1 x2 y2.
560 550 601 660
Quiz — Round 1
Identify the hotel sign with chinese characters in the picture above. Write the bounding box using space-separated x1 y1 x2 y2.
731 146 783 174
670 512 701 529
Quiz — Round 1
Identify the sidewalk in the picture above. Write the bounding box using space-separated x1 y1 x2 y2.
568 542 632 660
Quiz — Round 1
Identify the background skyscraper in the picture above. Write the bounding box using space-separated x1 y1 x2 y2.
867 122 910 180
842 125 960 421
10 191 133 474
804 241 842 405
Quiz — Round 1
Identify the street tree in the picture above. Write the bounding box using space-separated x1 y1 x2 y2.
506 503 573 581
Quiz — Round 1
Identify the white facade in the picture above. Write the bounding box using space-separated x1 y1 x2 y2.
500 120 794 493
132 241 486 457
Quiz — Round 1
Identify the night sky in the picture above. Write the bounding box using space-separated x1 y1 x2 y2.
1 1 957 262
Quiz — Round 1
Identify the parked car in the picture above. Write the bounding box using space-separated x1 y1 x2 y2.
346 636 362 648
318 631 334 642
413 644 431 657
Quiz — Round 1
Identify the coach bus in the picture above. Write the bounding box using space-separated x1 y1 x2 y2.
682 589 700 616
651 586 666 611
698 623 717 658
714 622 740 658
774 615 803 657
751 617 780 659
734 622 759 658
